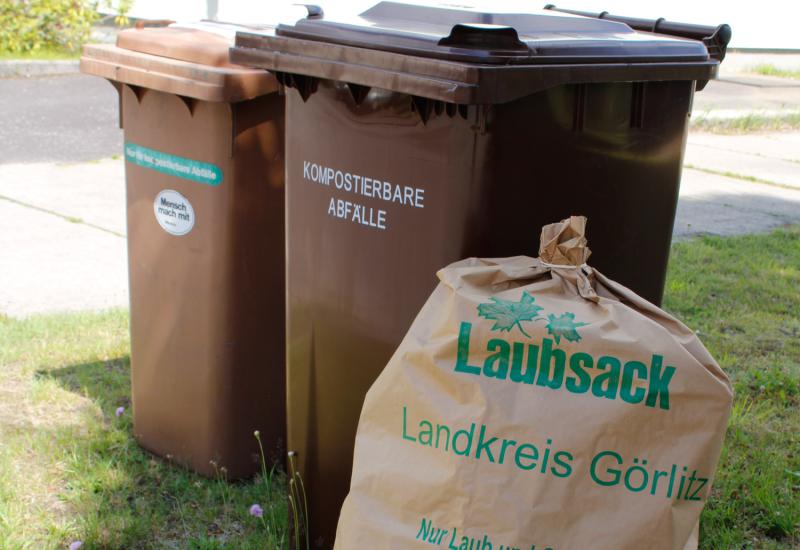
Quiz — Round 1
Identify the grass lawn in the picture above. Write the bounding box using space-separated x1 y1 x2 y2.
690 112 800 134
0 311 287 549
749 64 800 81
1 227 799 549
664 226 800 548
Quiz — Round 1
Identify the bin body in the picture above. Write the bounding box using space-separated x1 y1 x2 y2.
232 2 730 544
81 25 285 478
284 77 693 546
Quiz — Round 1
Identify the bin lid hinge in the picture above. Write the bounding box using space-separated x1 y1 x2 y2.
274 71 319 102
177 95 198 116
346 83 371 105
125 84 147 104
411 96 433 124
410 96 453 125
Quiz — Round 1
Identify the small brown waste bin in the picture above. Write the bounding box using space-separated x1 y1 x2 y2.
81 23 285 478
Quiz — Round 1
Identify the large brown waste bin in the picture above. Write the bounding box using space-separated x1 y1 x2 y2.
81 23 285 478
231 2 730 545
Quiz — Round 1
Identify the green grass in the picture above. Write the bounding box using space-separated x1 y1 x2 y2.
0 310 287 549
691 111 800 134
750 64 800 80
0 48 80 61
663 225 800 548
1 227 798 548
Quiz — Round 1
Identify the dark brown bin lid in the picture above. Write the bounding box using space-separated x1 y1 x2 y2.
276 1 709 65
231 2 724 104
81 23 278 102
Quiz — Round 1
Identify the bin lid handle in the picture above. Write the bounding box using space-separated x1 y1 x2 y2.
438 23 528 53
543 5 731 62
294 3 324 19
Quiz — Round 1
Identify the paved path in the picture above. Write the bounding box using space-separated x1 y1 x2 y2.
0 160 126 235
674 167 800 239
0 75 127 317
0 160 127 317
0 73 799 317
0 74 122 163
694 76 800 116
684 133 800 189
693 52 800 117
2 146 799 317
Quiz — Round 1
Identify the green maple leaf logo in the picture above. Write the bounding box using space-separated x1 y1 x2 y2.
545 312 588 344
477 292 543 338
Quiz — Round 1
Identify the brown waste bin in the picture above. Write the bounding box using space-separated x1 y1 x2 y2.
81 23 285 478
232 2 731 545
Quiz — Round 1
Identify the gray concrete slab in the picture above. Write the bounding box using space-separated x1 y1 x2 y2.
1 149 799 317
720 53 800 76
0 74 122 163
0 160 126 236
694 78 800 113
1 61 796 170
683 140 800 189
674 167 800 240
692 54 800 116
688 132 800 163
0 59 80 79
719 74 800 88
0 197 128 318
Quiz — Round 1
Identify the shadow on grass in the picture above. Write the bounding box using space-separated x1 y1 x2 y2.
32 358 287 550
38 356 132 412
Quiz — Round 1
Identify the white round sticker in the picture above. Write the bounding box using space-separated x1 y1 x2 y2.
153 189 195 236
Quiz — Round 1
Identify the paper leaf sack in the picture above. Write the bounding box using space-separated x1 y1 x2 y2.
334 216 732 550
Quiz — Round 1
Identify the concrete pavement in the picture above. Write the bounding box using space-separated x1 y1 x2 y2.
674 167 800 239
0 59 80 79
0 72 127 317
0 74 122 163
688 132 800 163
4 52 796 126
694 77 800 116
0 71 799 317
0 196 128 317
693 52 800 118
684 132 800 189
2 143 799 317
0 160 126 235
0 160 128 317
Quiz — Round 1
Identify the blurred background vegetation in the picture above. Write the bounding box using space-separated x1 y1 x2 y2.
0 0 131 55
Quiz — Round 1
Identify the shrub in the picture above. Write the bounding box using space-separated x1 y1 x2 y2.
0 0 100 54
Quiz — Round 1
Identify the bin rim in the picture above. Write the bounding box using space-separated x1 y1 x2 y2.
231 31 719 105
81 27 278 103
230 1 728 104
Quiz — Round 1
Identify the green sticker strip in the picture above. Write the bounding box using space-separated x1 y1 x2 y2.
124 142 223 186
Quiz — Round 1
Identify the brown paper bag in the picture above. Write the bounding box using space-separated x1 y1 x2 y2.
334 216 732 550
